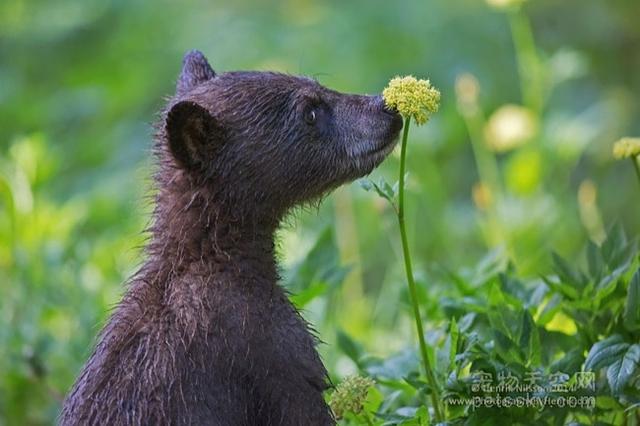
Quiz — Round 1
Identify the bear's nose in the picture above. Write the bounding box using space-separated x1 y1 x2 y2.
372 94 399 117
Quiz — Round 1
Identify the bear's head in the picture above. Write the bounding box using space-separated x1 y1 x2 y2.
163 50 402 223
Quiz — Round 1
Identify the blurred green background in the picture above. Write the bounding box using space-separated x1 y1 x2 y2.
1 0 639 423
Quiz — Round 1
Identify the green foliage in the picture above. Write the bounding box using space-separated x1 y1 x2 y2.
331 227 640 425
2 0 640 424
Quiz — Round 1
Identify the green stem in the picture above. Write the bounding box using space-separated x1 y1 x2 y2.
632 156 640 190
397 116 443 422
508 9 543 114
463 111 502 198
461 110 506 246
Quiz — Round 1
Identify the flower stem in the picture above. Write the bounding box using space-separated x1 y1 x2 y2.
632 156 640 190
508 9 543 114
397 116 443 422
461 109 507 244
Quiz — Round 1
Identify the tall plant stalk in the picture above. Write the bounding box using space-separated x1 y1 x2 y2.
508 9 543 114
632 157 640 189
397 117 443 422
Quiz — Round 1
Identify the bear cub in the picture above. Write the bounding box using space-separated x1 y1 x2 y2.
60 50 402 426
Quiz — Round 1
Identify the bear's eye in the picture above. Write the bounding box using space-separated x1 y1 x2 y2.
304 108 317 125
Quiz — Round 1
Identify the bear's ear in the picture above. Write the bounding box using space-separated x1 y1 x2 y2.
165 101 223 170
177 50 216 95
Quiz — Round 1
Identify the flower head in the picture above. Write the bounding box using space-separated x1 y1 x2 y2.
486 0 527 11
455 73 480 116
484 104 537 153
613 137 640 159
383 75 440 125
329 375 375 420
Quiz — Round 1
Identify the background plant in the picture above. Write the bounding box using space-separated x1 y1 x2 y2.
1 0 640 424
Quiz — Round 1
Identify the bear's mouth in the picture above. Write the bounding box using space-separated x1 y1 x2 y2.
363 114 403 159
365 135 399 158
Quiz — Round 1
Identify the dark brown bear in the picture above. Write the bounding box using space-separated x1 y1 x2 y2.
60 50 402 426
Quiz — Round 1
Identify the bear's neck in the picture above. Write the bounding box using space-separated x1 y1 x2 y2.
144 172 280 288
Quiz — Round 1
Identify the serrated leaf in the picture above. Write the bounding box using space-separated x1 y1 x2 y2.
381 179 395 199
359 179 374 191
492 329 522 364
518 309 541 366
594 272 621 305
586 240 605 281
602 223 626 265
584 335 629 372
607 344 640 395
359 178 396 204
550 348 585 374
624 268 640 332
601 224 636 273
487 307 511 339
542 275 579 300
552 252 587 291
471 248 507 287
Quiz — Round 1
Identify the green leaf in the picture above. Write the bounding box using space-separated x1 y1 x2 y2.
362 385 384 419
449 318 459 370
537 293 562 326
624 268 640 332
518 309 541 366
550 348 585 375
337 330 364 367
492 329 522 364
601 223 636 274
366 349 420 380
471 248 508 287
437 266 474 295
487 281 508 307
593 271 621 305
437 318 460 376
586 240 605 281
359 179 373 191
584 335 629 372
542 276 579 300
552 252 587 291
487 300 512 339
441 297 486 320
289 281 328 308
414 405 429 426
404 373 430 395
457 312 476 333
359 178 396 204
607 344 640 395
602 223 626 265
284 227 350 294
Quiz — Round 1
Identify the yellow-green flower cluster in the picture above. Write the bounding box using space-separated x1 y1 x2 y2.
613 137 640 159
329 375 375 420
383 76 440 125
485 0 527 11
484 104 537 153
